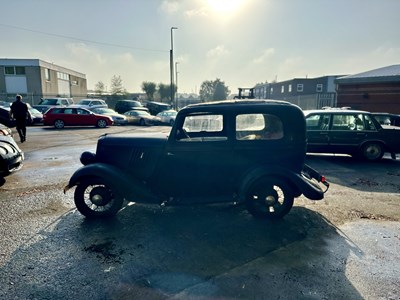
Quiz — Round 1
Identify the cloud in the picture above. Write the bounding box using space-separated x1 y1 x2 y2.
184 7 208 18
66 42 106 65
114 52 134 64
160 0 180 13
253 48 275 64
206 45 229 58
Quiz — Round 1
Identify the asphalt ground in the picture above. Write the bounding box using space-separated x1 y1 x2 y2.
0 125 399 299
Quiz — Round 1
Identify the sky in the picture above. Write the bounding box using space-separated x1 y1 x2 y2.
1 0 399 95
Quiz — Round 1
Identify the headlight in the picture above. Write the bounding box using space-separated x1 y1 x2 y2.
0 144 13 155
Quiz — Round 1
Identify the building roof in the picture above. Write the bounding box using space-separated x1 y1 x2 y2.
0 58 86 78
335 64 400 84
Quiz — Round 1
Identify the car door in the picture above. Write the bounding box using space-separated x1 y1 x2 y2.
75 108 93 125
158 113 234 199
305 113 331 152
328 113 368 154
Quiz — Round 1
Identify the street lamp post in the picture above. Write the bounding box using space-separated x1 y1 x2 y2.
175 61 179 109
170 27 178 107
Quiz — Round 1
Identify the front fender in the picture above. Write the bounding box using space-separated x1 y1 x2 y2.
64 163 162 203
238 165 325 201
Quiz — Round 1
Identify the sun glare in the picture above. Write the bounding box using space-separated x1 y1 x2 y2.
207 0 243 13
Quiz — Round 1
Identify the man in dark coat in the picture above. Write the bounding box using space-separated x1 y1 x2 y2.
10 94 29 143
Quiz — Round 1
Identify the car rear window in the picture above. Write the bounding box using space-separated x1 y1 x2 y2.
236 113 283 140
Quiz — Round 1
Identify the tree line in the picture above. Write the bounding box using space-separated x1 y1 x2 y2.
94 76 230 103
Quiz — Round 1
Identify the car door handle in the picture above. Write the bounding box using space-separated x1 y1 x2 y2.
167 152 174 156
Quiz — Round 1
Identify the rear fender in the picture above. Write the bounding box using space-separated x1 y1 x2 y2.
238 165 325 201
64 163 162 203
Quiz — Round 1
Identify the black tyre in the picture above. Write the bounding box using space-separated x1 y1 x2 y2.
139 119 145 126
360 142 384 161
97 119 107 128
54 119 65 129
245 177 294 219
169 119 174 126
74 178 124 218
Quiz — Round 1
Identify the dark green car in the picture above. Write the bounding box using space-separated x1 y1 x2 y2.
304 109 400 161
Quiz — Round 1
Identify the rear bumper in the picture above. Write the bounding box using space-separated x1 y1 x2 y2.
299 164 329 200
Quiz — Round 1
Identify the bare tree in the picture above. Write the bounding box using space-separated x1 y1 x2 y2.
94 81 105 95
110 75 126 95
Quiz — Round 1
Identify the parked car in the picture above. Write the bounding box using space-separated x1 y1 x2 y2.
33 97 74 113
43 107 113 129
0 123 24 177
371 112 400 127
69 99 108 110
0 106 15 127
156 110 177 126
27 104 43 125
91 108 128 125
124 110 160 126
0 105 42 127
304 109 400 161
64 100 329 219
145 101 172 115
115 100 148 114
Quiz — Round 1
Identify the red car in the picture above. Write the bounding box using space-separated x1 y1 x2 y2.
43 107 113 129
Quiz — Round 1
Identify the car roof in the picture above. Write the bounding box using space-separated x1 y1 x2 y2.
371 112 400 116
304 108 370 115
181 99 297 113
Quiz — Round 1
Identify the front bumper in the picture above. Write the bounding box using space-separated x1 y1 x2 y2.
0 138 24 176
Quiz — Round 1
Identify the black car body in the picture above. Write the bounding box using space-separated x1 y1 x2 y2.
0 124 24 176
304 109 400 160
0 106 15 127
114 100 148 114
65 100 329 219
0 105 42 126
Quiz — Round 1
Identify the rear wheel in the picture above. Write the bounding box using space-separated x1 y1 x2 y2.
54 119 65 129
74 178 124 218
97 119 107 128
245 177 294 219
360 142 384 161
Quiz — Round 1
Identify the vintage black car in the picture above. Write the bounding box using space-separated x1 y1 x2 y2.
0 124 24 177
304 109 400 161
64 100 329 219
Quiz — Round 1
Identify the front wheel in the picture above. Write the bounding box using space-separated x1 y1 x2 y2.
245 177 294 219
360 142 384 161
97 119 107 128
139 119 145 126
74 178 124 218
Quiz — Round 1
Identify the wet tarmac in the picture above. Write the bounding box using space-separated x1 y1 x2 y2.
0 125 399 299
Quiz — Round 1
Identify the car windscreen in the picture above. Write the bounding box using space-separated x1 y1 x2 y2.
40 99 57 105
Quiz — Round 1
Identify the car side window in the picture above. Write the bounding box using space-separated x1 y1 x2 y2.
306 114 330 130
331 114 364 131
364 115 377 131
78 109 89 115
176 114 226 142
64 108 74 114
236 113 283 140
